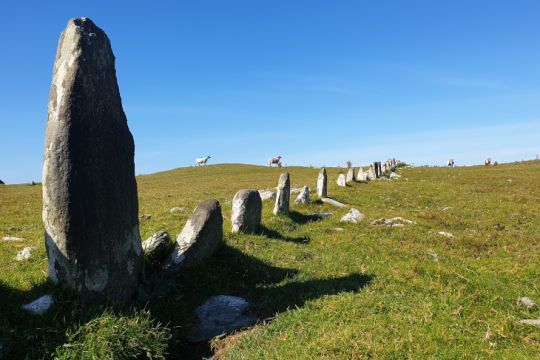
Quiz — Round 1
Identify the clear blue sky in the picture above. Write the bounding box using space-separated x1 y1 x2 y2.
1 1 539 183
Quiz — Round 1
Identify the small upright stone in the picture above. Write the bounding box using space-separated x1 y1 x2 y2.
231 190 262 233
346 166 355 183
336 174 346 187
0 179 4 185
142 231 172 262
164 199 223 272
317 168 328 198
294 186 311 204
42 18 142 303
273 172 290 216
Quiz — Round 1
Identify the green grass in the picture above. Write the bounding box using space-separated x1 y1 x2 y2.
1 161 539 359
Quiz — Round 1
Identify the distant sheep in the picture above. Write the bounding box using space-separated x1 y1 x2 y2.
447 159 455 167
269 156 282 167
484 157 491 166
196 156 211 166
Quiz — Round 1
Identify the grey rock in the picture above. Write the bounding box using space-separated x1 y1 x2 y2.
42 18 142 304
2 236 25 242
273 172 290 216
15 247 34 261
170 207 185 214
518 319 540 327
389 172 401 179
188 295 257 342
22 295 54 315
320 197 347 207
519 297 536 309
294 186 311 204
316 168 327 198
231 190 262 233
346 167 355 183
142 231 172 262
336 174 346 187
164 199 223 271
0 179 4 185
340 208 364 223
258 190 276 201
371 217 415 227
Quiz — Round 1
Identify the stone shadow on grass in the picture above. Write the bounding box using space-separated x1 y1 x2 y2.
257 224 310 244
288 210 328 225
148 245 373 359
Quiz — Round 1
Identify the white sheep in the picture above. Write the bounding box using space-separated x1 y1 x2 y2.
196 156 211 166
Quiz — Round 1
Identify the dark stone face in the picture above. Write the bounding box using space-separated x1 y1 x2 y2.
43 18 142 304
0 179 4 185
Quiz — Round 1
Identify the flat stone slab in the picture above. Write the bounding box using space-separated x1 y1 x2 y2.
188 295 257 342
518 319 540 328
436 231 454 238
2 236 25 242
371 217 415 227
22 295 54 315
170 207 185 213
320 198 347 207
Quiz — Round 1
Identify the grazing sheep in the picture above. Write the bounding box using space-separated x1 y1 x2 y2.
484 157 491 166
447 159 455 167
269 156 282 167
196 156 211 166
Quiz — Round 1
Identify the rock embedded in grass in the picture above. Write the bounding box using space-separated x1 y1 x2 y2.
2 236 25 242
231 189 262 233
15 247 33 261
188 295 257 342
42 18 143 304
142 231 172 262
170 207 185 214
518 319 540 328
273 172 290 216
519 297 536 309
436 231 454 238
371 217 415 227
294 186 311 204
340 208 364 223
316 168 327 197
164 199 223 271
336 174 346 187
22 295 53 315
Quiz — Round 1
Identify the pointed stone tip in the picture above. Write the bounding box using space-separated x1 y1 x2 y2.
66 17 102 35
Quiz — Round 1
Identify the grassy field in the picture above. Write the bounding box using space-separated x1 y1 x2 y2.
1 161 539 359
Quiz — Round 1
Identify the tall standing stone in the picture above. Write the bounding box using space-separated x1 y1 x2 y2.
346 166 355 183
336 174 347 187
273 172 290 216
317 168 327 198
231 190 262 233
42 18 142 304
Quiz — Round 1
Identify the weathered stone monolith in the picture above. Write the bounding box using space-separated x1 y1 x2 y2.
273 172 290 215
337 174 346 187
317 168 327 198
346 166 355 182
294 186 311 204
42 18 142 304
164 199 223 272
231 189 262 233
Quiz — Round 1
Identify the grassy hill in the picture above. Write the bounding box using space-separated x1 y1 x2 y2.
1 162 539 359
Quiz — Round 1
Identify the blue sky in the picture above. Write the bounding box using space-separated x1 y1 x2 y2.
1 1 539 183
